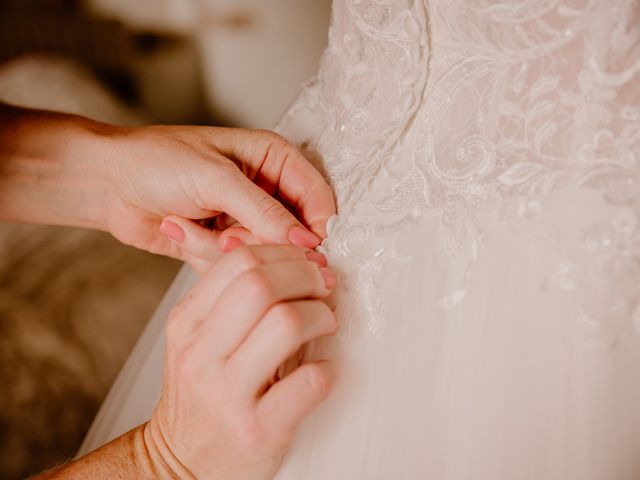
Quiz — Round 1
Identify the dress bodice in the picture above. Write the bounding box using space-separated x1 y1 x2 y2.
277 0 640 340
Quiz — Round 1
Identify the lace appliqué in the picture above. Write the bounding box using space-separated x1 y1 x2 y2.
277 0 640 339
543 110 640 349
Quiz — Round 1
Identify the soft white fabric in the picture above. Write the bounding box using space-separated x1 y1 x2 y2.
81 1 640 478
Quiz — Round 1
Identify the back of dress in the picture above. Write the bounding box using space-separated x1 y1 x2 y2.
81 1 640 478
274 1 640 478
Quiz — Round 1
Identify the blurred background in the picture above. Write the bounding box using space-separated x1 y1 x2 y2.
0 1 331 478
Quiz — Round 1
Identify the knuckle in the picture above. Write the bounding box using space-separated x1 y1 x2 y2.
231 415 268 454
257 195 290 223
213 159 242 192
271 303 302 339
302 364 332 400
290 259 313 279
241 269 275 302
275 260 323 297
217 156 240 175
228 245 261 271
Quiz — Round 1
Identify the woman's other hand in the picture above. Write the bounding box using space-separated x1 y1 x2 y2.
101 124 335 267
145 244 337 479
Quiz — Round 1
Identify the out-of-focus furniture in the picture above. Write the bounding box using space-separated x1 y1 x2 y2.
85 0 332 127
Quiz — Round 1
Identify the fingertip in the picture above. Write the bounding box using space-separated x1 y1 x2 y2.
305 251 328 267
159 217 185 243
221 236 244 253
319 267 336 290
288 226 321 249
309 218 329 239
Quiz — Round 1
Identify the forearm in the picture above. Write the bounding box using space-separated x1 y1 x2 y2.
32 423 186 480
0 103 112 229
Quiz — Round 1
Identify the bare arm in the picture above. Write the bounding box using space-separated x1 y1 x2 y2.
0 103 111 229
31 244 336 479
0 102 334 270
2 103 337 478
33 425 178 480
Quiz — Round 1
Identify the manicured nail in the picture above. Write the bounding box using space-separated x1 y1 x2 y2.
306 251 328 267
221 236 244 253
289 226 321 249
320 267 336 289
159 220 185 243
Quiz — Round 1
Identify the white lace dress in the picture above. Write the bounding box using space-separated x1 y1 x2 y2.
81 1 640 478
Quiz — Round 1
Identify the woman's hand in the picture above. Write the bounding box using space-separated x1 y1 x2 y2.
31 243 335 480
0 104 336 267
160 212 262 273
145 243 337 479
100 124 335 268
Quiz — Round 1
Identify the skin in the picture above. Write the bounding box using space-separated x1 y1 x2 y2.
0 102 338 478
0 103 336 268
37 244 337 479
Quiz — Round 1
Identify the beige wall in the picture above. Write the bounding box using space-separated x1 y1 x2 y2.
85 0 332 127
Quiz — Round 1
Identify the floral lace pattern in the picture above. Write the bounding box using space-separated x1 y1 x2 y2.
276 0 640 338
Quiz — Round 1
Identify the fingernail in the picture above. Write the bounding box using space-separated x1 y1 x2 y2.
306 251 328 267
159 220 185 243
221 236 244 253
320 267 336 289
288 226 321 249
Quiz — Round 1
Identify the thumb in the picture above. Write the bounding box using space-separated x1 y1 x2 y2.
159 215 222 273
219 168 321 248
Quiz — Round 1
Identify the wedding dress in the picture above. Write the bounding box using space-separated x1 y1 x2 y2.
80 1 640 478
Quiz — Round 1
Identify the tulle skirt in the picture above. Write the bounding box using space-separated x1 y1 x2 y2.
81 184 640 479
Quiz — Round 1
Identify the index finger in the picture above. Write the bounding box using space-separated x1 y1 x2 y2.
172 245 325 329
212 128 336 238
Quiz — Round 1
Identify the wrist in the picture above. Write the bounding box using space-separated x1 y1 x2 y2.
139 420 196 480
61 115 122 231
0 105 116 230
